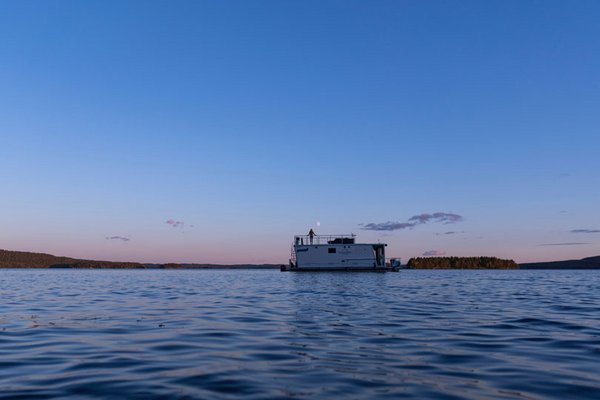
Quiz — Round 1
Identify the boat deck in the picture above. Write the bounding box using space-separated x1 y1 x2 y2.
281 265 399 272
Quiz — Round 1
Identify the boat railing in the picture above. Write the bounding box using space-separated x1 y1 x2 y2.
293 234 356 246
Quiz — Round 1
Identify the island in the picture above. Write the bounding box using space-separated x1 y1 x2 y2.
407 257 518 269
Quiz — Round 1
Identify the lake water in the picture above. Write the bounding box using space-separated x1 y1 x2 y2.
1 269 599 399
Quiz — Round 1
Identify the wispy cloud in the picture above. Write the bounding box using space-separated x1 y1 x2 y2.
570 229 600 233
409 212 464 225
166 219 185 228
537 242 590 246
422 250 446 256
435 231 463 236
362 222 415 231
105 236 130 242
362 212 464 231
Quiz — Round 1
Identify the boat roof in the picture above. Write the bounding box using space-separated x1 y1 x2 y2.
293 234 386 246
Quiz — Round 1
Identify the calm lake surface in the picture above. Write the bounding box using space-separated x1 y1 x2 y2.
1 269 599 399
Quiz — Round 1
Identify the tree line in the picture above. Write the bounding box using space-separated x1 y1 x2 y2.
0 249 145 268
406 256 518 269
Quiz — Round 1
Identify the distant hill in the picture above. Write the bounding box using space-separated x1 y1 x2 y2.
519 256 600 269
0 249 279 269
0 249 145 268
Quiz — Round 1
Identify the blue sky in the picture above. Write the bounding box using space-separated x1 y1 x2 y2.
1 1 599 263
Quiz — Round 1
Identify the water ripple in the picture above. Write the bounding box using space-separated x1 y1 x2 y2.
1 269 600 399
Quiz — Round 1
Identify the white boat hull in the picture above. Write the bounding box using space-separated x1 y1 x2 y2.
286 242 394 271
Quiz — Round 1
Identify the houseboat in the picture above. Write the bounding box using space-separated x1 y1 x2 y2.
281 233 399 272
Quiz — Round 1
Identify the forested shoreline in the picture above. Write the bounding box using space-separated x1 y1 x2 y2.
407 257 518 269
0 249 278 269
3 249 599 270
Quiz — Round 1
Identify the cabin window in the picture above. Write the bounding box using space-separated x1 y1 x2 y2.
328 248 336 254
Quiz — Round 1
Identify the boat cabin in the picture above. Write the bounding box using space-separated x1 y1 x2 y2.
287 234 390 271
